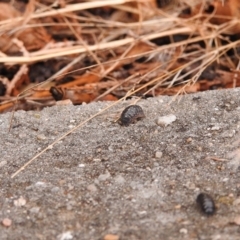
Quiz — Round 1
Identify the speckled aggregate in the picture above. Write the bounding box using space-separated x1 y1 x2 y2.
0 88 240 240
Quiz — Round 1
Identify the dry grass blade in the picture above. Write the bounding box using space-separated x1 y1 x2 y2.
0 0 133 26
205 156 229 162
0 27 193 63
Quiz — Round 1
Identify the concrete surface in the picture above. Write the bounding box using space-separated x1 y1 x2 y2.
0 88 240 240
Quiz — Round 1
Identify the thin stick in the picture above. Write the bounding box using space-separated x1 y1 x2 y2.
0 27 194 63
0 0 133 26
63 16 105 73
6 65 28 95
205 156 229 162
94 73 140 101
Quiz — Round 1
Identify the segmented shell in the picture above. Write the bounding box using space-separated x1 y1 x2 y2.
118 105 145 126
50 87 64 101
156 0 177 8
196 193 216 215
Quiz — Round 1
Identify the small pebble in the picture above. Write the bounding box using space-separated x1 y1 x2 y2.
114 175 125 185
108 146 114 152
51 187 60 193
35 181 47 187
18 133 27 139
93 158 101 162
29 207 40 214
233 198 240 206
14 196 26 207
103 234 119 240
156 114 176 127
68 184 74 191
175 204 181 209
96 148 102 153
153 162 159 167
222 178 229 182
57 231 73 240
155 151 163 159
37 134 47 140
138 210 147 216
233 216 240 225
2 218 12 227
197 146 203 151
211 126 220 131
185 182 196 190
55 99 73 106
34 114 41 118
179 228 188 234
98 171 111 181
87 184 97 192
0 160 7 168
211 234 222 240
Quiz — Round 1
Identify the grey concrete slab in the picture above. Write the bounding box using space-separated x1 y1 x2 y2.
0 88 240 240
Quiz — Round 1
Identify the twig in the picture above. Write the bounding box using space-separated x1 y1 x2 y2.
205 156 229 162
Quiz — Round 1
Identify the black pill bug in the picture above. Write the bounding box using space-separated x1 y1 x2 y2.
196 193 216 216
118 105 145 126
156 0 177 8
50 86 64 101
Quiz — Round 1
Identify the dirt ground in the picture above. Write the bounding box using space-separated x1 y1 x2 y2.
1 88 240 240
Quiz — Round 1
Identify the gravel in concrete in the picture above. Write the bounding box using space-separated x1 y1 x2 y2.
1 88 240 240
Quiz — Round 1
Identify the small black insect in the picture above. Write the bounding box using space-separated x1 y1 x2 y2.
0 81 6 96
156 0 176 8
118 105 145 126
192 96 201 101
50 87 64 101
196 193 216 215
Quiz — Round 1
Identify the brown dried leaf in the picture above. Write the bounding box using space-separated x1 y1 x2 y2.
0 3 51 54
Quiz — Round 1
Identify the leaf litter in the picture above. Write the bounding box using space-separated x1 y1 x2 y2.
0 0 240 113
